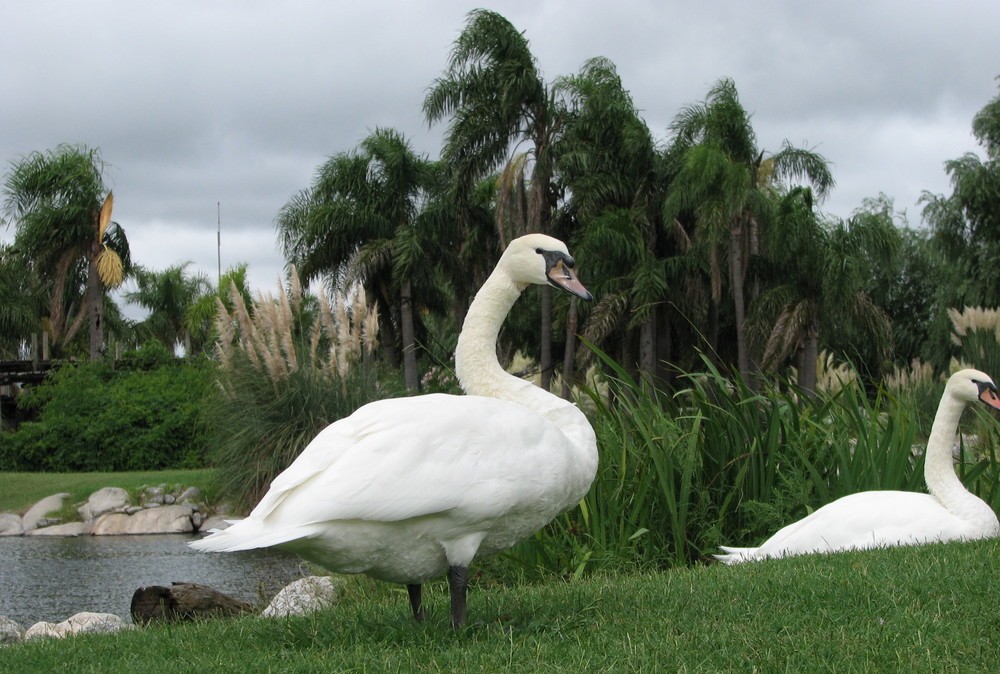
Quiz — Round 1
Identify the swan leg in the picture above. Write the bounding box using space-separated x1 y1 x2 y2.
406 583 427 622
448 565 469 629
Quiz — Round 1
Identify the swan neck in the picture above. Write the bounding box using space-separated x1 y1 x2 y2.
454 267 523 397
924 391 969 503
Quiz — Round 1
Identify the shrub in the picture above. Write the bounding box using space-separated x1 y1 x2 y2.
0 349 213 471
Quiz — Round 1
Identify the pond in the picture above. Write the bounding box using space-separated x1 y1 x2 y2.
0 534 306 627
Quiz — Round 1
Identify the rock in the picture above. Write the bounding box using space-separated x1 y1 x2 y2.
61 612 128 635
24 621 61 641
21 493 70 532
0 514 24 537
0 616 24 645
131 583 254 624
25 612 128 640
199 515 237 532
191 511 204 531
77 487 129 521
178 486 200 504
92 505 196 535
27 521 91 537
261 576 341 618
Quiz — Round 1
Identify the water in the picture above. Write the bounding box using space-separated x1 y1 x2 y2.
0 534 306 627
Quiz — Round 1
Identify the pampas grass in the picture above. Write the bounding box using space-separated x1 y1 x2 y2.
205 269 383 511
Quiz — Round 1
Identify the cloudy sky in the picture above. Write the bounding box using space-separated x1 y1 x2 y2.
3 0 999 310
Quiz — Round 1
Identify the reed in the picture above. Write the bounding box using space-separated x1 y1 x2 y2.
204 271 382 511
507 344 1000 576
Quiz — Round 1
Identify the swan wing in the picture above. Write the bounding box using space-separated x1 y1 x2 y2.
753 490 971 558
249 393 574 527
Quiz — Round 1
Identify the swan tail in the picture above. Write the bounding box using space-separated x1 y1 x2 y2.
189 518 315 553
712 545 758 565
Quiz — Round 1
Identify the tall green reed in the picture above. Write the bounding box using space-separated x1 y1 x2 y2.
507 347 1000 577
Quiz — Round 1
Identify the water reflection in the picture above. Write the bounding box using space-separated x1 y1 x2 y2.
0 534 305 626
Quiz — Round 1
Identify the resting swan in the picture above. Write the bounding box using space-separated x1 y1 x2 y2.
191 234 598 628
715 368 1000 564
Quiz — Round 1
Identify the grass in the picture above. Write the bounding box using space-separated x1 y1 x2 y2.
1 538 998 672
0 468 216 514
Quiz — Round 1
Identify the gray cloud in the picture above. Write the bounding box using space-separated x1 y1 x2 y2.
3 0 999 303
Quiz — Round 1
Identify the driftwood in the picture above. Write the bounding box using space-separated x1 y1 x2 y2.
130 582 254 624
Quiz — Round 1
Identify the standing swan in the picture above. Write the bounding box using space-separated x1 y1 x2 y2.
191 234 598 628
715 369 1000 564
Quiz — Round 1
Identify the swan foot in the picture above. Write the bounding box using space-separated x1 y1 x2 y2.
448 565 469 629
406 583 428 622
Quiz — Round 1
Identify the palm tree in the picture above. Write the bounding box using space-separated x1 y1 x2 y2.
554 57 690 382
664 79 834 382
182 263 254 355
921 80 1000 307
125 262 215 354
0 244 43 358
747 189 899 393
2 145 130 358
424 9 567 390
276 128 444 391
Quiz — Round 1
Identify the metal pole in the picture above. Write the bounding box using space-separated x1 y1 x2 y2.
217 201 222 288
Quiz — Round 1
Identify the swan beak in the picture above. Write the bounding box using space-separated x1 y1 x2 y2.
977 382 1000 411
547 259 593 301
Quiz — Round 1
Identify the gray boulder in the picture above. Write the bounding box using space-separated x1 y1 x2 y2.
178 486 200 504
21 493 70 531
77 487 129 521
92 505 196 535
261 576 341 618
0 514 24 537
24 612 128 640
0 616 24 645
23 621 61 641
199 515 238 533
26 521 91 537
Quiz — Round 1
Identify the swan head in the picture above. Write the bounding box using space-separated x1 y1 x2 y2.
947 368 1000 411
501 234 592 301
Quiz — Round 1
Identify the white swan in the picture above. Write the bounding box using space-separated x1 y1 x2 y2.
715 368 1000 564
191 233 598 628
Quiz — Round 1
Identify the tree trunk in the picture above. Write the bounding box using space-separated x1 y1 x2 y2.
561 297 578 400
529 134 554 392
400 277 419 391
376 279 400 368
87 242 104 360
539 285 553 392
798 323 820 398
655 304 673 385
639 312 655 384
729 221 749 381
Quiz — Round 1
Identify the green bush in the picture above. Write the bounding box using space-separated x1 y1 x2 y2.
0 349 212 471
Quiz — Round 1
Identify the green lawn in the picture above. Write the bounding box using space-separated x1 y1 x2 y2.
0 469 216 514
1 538 997 672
